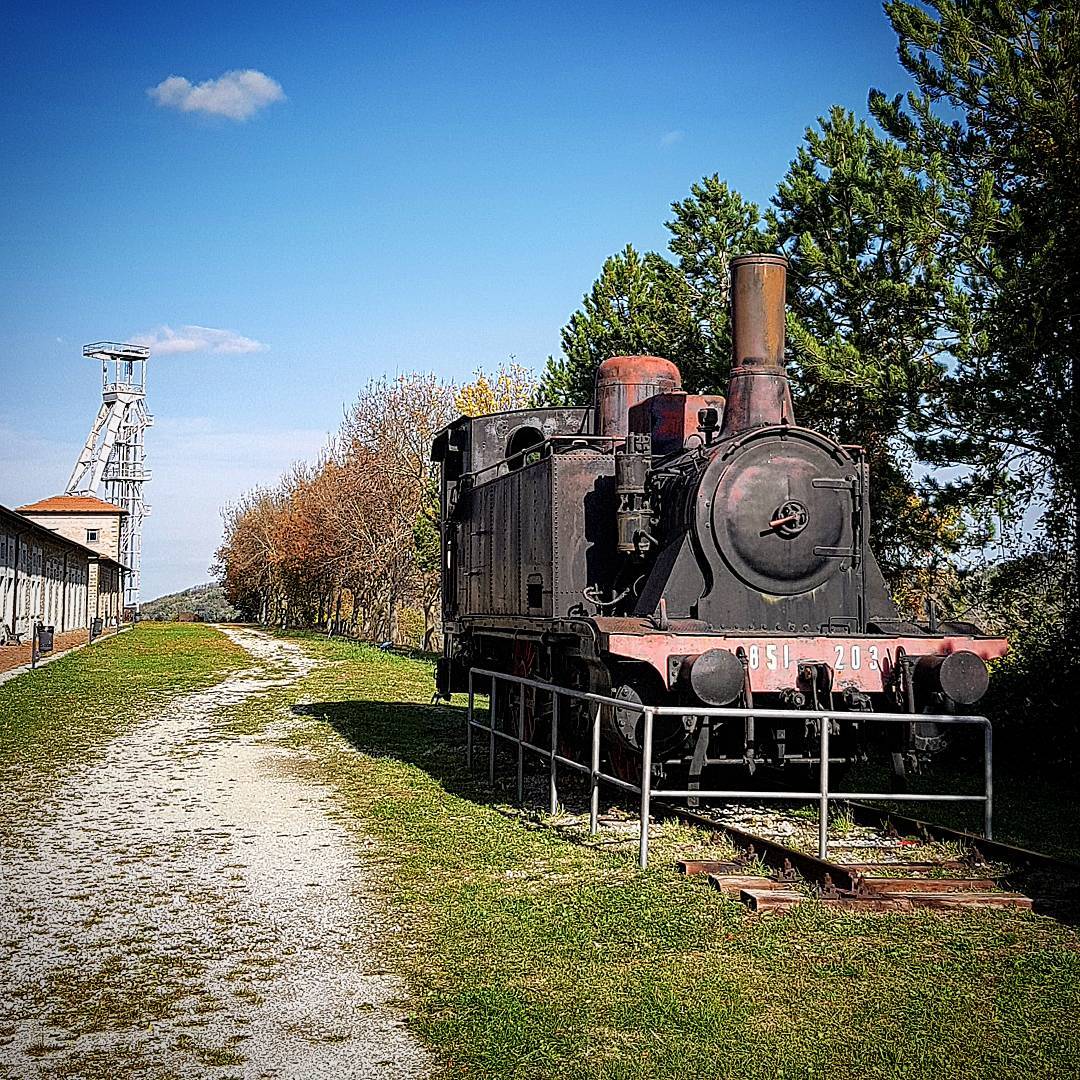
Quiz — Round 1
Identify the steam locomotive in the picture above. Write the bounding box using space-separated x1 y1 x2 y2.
431 254 1007 780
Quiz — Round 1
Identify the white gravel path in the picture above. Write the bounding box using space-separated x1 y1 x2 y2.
0 626 432 1079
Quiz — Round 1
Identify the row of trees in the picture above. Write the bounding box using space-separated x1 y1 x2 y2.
214 368 534 647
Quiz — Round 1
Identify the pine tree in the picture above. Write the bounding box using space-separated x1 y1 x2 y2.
771 106 972 574
536 245 706 404
536 183 766 405
664 176 766 390
871 0 1080 565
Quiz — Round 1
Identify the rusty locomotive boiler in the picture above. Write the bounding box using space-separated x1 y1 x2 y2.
432 254 1008 781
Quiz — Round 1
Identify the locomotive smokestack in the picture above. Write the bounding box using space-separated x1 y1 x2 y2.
720 254 794 437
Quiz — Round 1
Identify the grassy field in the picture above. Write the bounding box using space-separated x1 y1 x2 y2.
5 625 1077 1078
248 632 1080 1080
0 622 248 824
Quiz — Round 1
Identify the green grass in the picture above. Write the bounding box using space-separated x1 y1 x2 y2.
252 633 1080 1080
839 754 1080 864
0 623 247 817
6 625 1077 1078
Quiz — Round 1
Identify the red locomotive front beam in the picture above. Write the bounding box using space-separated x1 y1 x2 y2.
597 625 1009 694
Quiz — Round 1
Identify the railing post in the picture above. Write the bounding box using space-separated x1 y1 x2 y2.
818 713 830 860
589 702 601 835
639 708 654 870
488 675 497 785
549 692 559 816
983 720 993 840
466 670 475 770
516 687 525 805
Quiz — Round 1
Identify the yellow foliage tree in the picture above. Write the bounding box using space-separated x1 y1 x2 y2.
454 363 537 418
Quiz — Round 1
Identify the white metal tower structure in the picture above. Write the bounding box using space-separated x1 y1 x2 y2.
66 342 153 611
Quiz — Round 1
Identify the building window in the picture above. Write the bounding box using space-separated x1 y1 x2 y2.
86 529 99 543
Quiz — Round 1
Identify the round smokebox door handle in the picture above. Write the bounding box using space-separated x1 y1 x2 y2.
769 500 809 538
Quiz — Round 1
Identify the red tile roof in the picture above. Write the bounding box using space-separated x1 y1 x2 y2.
17 495 128 514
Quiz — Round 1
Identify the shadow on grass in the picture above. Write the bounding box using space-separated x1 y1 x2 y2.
291 698 659 858
294 698 460 753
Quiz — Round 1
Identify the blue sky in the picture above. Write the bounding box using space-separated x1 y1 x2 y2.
0 1 913 599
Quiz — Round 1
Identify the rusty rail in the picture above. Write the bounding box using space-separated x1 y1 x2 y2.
840 801 1080 872
665 802 1048 913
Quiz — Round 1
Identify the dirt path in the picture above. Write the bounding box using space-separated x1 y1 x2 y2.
0 626 431 1079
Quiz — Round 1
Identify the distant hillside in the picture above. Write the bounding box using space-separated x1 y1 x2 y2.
140 583 242 623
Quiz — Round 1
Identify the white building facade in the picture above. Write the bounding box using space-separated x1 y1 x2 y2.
0 501 126 642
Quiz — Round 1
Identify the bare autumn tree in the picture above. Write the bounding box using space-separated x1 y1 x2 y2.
215 368 546 644
215 485 291 624
331 374 456 642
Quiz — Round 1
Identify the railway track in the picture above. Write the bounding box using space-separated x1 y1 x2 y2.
664 801 1080 917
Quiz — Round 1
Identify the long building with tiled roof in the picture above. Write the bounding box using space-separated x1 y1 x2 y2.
0 499 126 644
17 494 127 566
18 495 128 515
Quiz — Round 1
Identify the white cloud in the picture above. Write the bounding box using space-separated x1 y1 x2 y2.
130 325 267 356
660 129 685 147
148 69 285 121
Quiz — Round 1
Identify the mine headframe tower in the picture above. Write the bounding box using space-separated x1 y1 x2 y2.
66 342 153 612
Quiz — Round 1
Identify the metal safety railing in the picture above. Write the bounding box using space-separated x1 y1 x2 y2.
463 434 620 486
466 667 992 870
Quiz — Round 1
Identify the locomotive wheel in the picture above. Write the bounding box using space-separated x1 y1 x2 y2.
560 661 652 784
511 640 541 745
551 658 605 761
605 663 691 760
607 740 641 784
502 639 572 750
